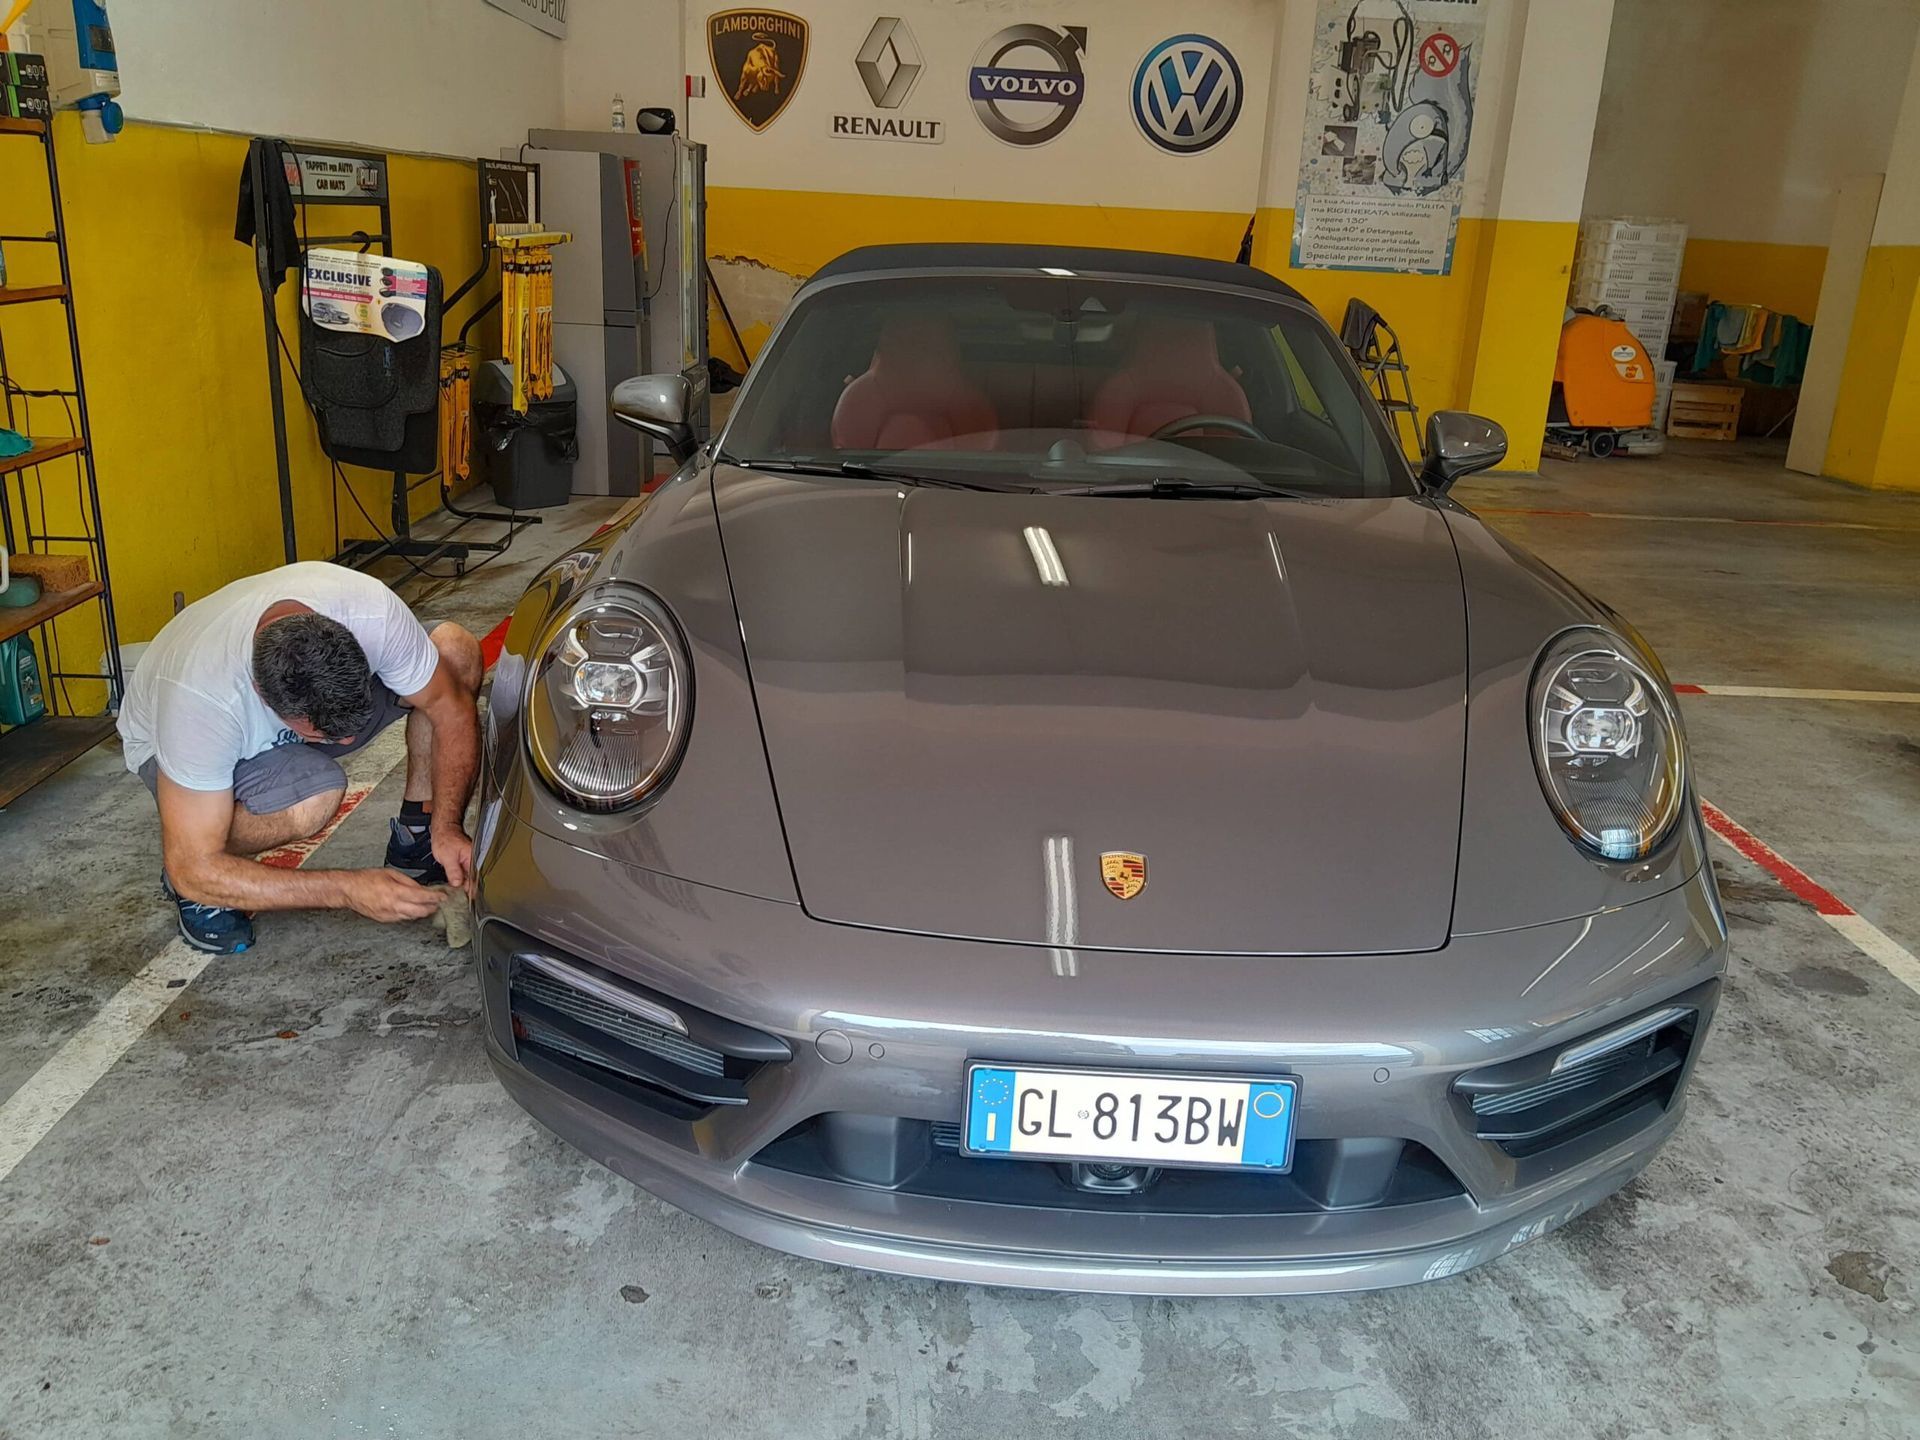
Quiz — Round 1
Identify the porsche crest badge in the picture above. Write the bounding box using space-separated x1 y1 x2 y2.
1100 851 1147 901
709 9 809 132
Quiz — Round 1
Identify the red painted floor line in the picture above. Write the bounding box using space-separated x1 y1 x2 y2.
480 616 511 669
258 786 375 869
1672 683 1706 694
1698 800 1851 917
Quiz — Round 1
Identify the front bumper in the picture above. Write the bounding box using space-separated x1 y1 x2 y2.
476 808 1727 1295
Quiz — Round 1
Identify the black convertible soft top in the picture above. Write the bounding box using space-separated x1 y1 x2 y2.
809 243 1308 304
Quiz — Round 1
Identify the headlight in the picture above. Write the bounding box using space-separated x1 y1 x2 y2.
1529 631 1684 861
526 586 691 812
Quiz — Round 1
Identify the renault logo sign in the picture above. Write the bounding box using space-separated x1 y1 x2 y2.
855 16 922 108
968 24 1088 147
835 16 944 143
1133 34 1243 154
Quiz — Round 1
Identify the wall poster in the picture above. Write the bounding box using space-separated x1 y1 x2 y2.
1292 0 1485 275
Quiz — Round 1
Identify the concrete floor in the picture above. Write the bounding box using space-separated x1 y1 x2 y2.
2 444 1917 1438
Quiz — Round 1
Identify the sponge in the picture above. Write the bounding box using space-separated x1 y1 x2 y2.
431 887 473 948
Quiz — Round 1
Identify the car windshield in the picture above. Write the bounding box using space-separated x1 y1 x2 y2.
718 274 1409 498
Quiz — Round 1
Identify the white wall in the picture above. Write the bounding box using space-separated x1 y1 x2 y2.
108 0 565 156
684 0 1280 213
561 0 686 131
1583 0 1920 245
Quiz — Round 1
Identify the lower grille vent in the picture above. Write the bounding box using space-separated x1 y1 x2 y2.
515 969 726 1076
506 952 789 1117
1457 1006 1700 1158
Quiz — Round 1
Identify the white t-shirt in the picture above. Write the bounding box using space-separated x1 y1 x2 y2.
118 562 440 791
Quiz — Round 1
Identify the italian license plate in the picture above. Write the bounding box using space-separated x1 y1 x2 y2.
962 1063 1298 1172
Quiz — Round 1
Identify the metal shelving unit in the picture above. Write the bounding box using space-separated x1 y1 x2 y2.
0 115 124 807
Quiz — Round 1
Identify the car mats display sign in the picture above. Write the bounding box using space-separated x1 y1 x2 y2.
301 247 430 343
710 9 810 131
1292 0 1484 275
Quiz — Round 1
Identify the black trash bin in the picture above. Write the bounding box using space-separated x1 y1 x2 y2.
472 360 578 509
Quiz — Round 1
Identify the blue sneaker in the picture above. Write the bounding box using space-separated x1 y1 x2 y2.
160 873 255 954
384 817 448 886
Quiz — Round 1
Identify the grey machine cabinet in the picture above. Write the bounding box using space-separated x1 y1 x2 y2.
521 129 709 497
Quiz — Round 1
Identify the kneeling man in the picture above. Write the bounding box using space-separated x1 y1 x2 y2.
118 561 483 954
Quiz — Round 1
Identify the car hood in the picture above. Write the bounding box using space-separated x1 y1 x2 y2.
713 467 1468 954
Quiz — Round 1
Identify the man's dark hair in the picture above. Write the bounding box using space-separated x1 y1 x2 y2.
253 614 377 739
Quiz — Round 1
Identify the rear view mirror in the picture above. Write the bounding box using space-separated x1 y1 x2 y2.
1421 411 1507 492
612 374 698 463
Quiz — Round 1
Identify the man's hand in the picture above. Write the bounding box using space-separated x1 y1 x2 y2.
342 869 446 923
432 823 475 896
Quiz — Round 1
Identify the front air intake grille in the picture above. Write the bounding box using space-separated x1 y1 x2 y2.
1468 1043 1653 1116
506 949 790 1118
515 968 726 1076
1456 1005 1701 1159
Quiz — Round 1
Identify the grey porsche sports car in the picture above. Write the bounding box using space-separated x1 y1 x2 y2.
473 244 1727 1295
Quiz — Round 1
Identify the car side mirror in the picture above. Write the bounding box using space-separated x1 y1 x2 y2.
611 374 698 464
1421 411 1507 493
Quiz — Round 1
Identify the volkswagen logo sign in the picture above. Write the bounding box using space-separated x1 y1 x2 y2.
968 24 1088 147
1132 34 1243 154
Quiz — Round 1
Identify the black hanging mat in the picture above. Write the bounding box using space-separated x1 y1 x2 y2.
299 264 443 473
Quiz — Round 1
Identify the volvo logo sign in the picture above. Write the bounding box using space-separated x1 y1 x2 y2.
968 24 1088 147
1132 34 1243 154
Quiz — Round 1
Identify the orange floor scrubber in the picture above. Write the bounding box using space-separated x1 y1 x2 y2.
1545 310 1657 458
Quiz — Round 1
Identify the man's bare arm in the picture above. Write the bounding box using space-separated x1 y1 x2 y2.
158 776 441 921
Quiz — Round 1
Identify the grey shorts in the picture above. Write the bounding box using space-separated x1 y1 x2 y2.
139 683 412 815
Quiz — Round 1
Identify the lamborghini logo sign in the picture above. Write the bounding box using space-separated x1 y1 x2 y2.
709 9 809 131
1100 851 1148 901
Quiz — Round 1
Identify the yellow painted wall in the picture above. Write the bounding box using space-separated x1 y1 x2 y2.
1457 219 1582 473
1678 239 1828 322
708 190 1565 471
0 117 492 679
1824 244 1920 491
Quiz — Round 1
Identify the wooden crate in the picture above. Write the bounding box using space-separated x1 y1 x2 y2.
1667 382 1742 441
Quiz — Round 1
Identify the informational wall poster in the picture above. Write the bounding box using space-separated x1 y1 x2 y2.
302 248 431 344
1292 0 1485 275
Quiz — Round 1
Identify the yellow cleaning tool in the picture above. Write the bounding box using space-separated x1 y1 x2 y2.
495 231 571 413
437 345 474 486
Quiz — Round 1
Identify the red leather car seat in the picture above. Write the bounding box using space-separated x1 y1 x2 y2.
1087 317 1252 442
831 315 999 451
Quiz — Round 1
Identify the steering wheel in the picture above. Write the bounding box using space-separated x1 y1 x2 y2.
1151 413 1268 442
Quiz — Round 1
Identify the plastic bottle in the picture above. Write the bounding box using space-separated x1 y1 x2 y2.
611 93 626 133
0 634 46 727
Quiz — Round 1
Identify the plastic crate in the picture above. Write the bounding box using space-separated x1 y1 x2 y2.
1572 275 1680 308
1574 255 1682 290
1577 239 1684 271
1581 217 1688 251
1652 359 1678 430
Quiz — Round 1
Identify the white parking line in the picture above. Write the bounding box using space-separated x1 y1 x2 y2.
1702 799 1920 999
1676 685 1920 704
0 729 409 1188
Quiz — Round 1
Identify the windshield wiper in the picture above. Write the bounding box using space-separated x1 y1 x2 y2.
718 457 1024 493
1048 478 1310 500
